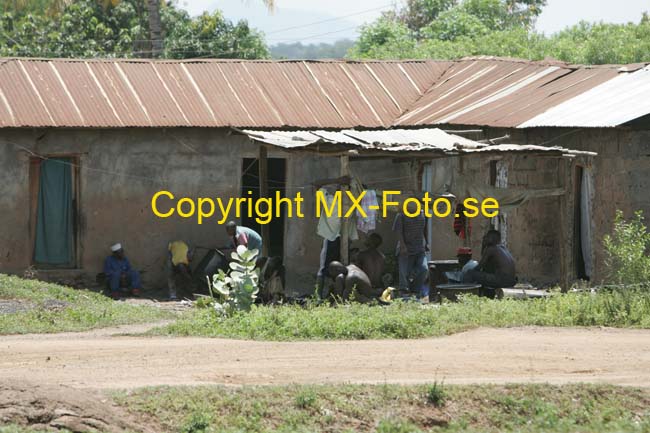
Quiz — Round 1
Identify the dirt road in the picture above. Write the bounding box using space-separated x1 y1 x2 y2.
2 326 650 389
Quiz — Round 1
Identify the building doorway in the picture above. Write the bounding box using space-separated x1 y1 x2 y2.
31 157 79 267
574 166 592 280
241 158 287 258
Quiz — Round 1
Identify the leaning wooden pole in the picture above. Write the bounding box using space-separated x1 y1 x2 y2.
340 155 350 265
259 146 270 257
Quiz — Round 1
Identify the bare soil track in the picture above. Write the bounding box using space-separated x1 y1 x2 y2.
2 326 650 390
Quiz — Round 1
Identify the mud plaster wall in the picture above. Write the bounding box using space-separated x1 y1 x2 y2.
425 151 564 286
521 127 650 284
436 125 650 286
0 128 413 294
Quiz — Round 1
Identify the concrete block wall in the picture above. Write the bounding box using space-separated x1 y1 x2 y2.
0 128 412 293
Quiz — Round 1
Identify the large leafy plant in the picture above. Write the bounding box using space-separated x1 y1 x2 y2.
603 210 650 287
209 245 260 314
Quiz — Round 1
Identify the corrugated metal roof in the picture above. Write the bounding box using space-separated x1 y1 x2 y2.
0 58 446 129
519 66 650 128
0 57 648 129
393 59 621 128
240 128 596 156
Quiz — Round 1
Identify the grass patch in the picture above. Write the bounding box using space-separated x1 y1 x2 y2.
0 274 172 334
151 289 650 340
113 383 650 433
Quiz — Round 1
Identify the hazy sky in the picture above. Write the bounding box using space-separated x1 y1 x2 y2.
178 0 650 44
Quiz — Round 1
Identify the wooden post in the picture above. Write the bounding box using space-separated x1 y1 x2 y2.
259 146 270 257
340 155 350 265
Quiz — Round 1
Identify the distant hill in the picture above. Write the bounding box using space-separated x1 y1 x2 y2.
270 39 356 59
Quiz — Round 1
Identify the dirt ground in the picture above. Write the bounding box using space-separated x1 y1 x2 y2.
0 381 156 433
2 325 650 390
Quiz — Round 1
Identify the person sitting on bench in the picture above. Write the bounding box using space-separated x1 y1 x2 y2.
466 230 516 289
446 247 479 283
104 243 142 299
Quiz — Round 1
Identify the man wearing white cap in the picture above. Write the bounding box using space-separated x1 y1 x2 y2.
103 243 142 299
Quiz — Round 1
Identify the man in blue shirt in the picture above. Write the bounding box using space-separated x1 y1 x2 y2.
225 221 263 253
103 243 142 299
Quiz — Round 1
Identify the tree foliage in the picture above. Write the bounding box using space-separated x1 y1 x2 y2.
0 0 269 59
603 210 650 286
350 0 650 65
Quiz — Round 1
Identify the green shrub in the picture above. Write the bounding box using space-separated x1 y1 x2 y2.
603 210 650 286
209 245 260 314
425 381 447 407
294 389 318 409
181 412 212 433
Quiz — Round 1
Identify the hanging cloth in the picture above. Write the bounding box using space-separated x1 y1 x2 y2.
453 203 472 240
34 158 73 265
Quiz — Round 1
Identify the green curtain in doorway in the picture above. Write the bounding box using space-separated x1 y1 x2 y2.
34 158 73 265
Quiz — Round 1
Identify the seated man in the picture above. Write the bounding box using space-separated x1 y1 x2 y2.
466 230 516 289
104 243 142 299
167 240 192 300
356 233 386 290
328 261 378 303
225 221 262 253
446 247 479 283
257 256 285 304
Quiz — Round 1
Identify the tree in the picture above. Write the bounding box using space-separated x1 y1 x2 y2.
350 0 650 65
4 0 275 58
0 0 269 59
162 8 268 59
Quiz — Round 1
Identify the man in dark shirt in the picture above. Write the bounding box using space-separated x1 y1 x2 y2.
466 230 516 288
392 200 429 297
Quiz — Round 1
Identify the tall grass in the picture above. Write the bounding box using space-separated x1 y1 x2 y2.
0 274 172 334
153 289 650 340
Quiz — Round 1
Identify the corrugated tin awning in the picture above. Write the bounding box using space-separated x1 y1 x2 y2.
239 128 597 157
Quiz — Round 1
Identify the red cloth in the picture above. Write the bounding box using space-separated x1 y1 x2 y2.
453 203 472 240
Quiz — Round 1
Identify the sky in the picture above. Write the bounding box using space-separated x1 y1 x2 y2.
178 0 650 44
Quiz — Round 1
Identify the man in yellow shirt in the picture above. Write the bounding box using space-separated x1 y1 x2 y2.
167 240 192 300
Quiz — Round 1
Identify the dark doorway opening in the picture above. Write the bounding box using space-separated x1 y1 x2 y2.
574 166 588 280
241 158 286 258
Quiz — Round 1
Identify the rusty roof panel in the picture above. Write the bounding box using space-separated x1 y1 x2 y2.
53 61 119 127
18 60 81 126
469 68 618 127
245 62 320 127
307 62 371 126
88 62 151 126
152 63 214 126
0 58 648 129
397 61 553 125
117 62 188 126
0 61 48 126
342 64 403 123
182 62 253 126
277 62 349 128
218 62 284 127
395 60 626 128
